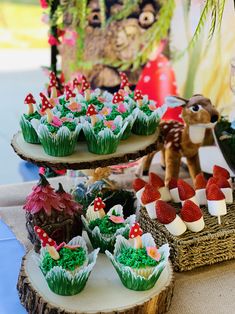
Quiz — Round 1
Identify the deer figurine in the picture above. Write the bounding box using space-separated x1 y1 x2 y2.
139 94 219 185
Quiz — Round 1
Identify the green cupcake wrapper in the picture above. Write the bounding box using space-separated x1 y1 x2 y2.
132 116 159 136
20 116 40 144
38 125 81 157
121 123 132 140
85 228 118 253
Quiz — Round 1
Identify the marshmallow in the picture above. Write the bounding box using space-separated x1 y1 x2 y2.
170 187 181 203
165 215 187 236
207 199 227 216
159 186 172 202
184 216 205 232
196 189 207 206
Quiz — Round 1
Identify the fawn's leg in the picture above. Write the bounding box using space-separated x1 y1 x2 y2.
164 148 181 186
186 153 201 183
161 148 166 169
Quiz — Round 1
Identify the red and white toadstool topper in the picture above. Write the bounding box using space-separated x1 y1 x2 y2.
112 91 124 105
86 104 98 126
49 72 58 98
93 196 106 217
129 222 143 249
65 85 76 101
119 72 130 92
81 75 91 101
39 92 54 123
73 78 80 91
34 226 60 260
24 93 36 115
134 89 143 106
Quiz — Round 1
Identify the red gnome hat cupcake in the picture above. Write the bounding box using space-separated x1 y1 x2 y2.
168 178 180 203
156 200 186 236
132 178 147 205
177 179 198 205
181 200 205 232
141 184 161 219
195 173 207 205
149 172 171 202
206 184 226 224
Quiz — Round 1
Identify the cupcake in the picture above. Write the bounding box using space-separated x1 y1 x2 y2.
132 90 166 136
20 93 41 144
35 226 99 296
82 200 136 253
36 93 81 156
105 226 169 291
82 107 128 155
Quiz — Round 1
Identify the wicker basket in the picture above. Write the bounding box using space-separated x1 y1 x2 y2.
139 199 235 272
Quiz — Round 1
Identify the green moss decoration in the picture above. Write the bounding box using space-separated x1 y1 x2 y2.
89 215 126 235
24 111 41 121
117 247 158 269
41 247 86 273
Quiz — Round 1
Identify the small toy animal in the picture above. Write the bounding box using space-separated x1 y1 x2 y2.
139 94 219 185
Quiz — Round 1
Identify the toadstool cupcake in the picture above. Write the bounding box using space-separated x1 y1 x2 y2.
35 227 99 296
82 200 136 253
105 229 169 291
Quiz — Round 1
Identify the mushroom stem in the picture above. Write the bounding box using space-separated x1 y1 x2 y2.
98 208 106 218
85 90 90 101
45 108 53 123
134 235 142 249
90 115 97 126
47 245 60 260
51 86 57 99
124 86 130 93
137 99 143 107
27 103 34 115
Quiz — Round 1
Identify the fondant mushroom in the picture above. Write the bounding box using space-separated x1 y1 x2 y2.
119 72 130 93
73 77 80 92
86 104 98 126
129 222 143 249
93 196 106 218
65 85 76 102
49 71 58 98
112 91 124 105
81 75 90 101
34 226 60 260
134 89 143 106
24 93 36 115
40 92 54 123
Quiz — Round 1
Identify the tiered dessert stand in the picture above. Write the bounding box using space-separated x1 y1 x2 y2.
12 130 174 314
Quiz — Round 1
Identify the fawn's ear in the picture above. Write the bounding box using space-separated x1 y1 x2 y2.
165 96 188 108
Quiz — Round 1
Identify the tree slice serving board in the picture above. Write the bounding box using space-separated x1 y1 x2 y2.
17 251 174 314
11 131 160 170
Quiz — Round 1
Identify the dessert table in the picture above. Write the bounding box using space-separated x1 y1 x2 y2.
1 177 235 313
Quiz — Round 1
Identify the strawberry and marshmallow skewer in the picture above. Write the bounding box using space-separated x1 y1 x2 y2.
195 173 207 205
181 200 205 232
168 178 180 203
206 183 227 224
156 200 186 236
149 172 171 202
177 179 198 206
141 183 161 219
213 165 232 187
207 176 233 204
132 178 147 206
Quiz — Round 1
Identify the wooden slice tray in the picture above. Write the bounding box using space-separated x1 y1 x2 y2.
11 131 159 170
17 251 174 314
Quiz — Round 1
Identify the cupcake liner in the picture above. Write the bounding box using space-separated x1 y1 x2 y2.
39 236 99 296
20 116 40 144
37 124 81 157
132 110 160 136
121 108 138 140
105 234 170 291
82 121 128 155
81 210 136 253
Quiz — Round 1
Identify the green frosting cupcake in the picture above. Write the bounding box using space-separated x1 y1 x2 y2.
39 236 99 296
20 112 41 144
117 247 158 268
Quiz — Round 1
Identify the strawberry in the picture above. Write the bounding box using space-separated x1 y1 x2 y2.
168 178 178 190
149 172 164 189
181 200 202 222
206 177 218 188
133 178 147 192
206 184 225 200
141 184 161 205
216 176 230 188
177 179 195 201
213 165 230 179
155 200 176 224
195 173 207 190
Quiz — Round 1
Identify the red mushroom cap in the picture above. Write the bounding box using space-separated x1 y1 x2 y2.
94 197 106 212
49 72 57 88
81 75 90 92
134 89 143 101
24 93 36 105
73 78 80 88
86 104 98 116
65 85 76 100
119 72 130 89
34 226 56 247
39 92 53 112
129 222 143 239
112 91 124 104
